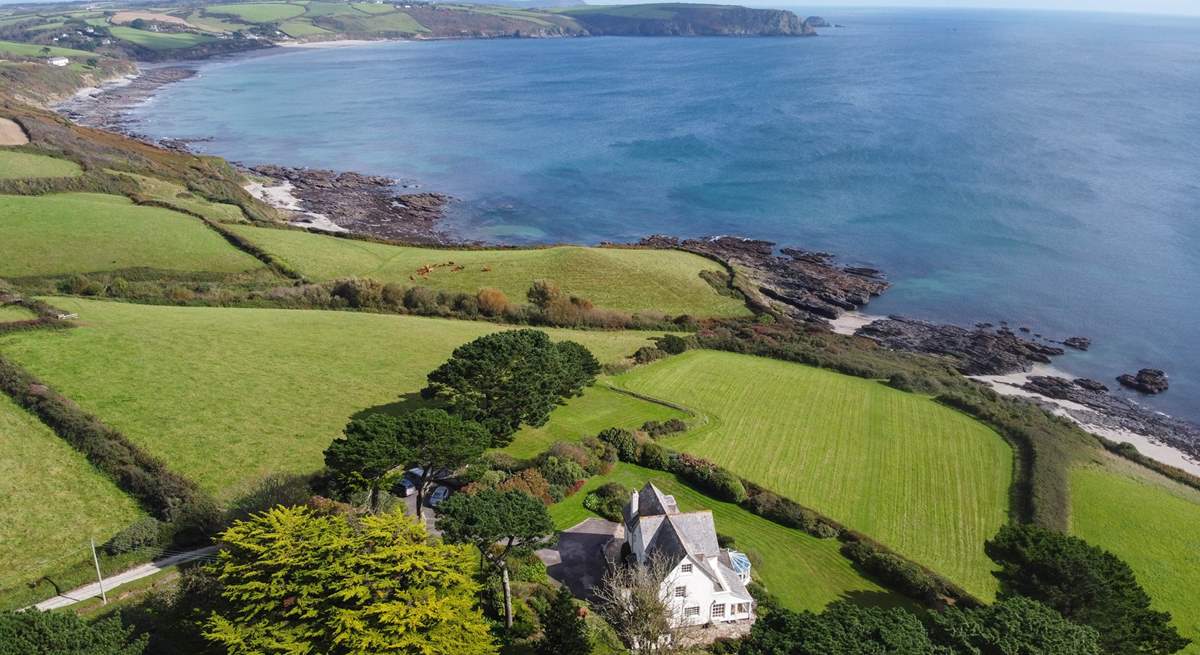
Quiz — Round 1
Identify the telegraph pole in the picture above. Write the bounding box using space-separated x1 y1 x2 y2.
90 538 107 605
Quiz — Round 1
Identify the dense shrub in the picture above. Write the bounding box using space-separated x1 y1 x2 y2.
742 487 840 539
545 441 603 475
657 334 690 355
639 441 669 470
403 285 439 313
331 278 384 308
598 427 639 462
476 287 509 316
498 468 555 505
842 540 943 604
669 452 747 503
103 516 164 556
527 279 562 308
633 345 668 364
641 418 688 437
582 482 629 522
539 456 587 488
0 356 203 522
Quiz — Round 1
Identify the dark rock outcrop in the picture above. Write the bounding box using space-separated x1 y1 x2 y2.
1117 368 1169 395
1073 377 1109 392
854 317 1064 376
1062 336 1091 351
1019 375 1199 461
251 165 452 244
641 236 888 321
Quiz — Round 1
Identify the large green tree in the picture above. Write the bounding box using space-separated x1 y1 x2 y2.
422 330 599 445
437 489 556 630
536 586 590 655
0 611 146 655
324 409 489 516
323 413 412 513
928 597 1101 655
204 506 495 655
985 523 1189 655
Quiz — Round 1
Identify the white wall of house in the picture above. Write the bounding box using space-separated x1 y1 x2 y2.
659 556 754 626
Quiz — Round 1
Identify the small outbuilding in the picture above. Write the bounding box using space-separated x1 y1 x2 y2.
47 57 70 67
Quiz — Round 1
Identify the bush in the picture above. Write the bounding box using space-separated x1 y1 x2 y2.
669 452 747 503
598 427 639 462
641 418 688 437
639 442 669 470
403 286 439 313
498 468 554 505
583 482 629 522
717 533 736 549
331 278 384 308
657 334 689 354
545 441 602 475
841 539 968 606
633 345 667 364
527 279 562 308
103 516 164 556
539 456 587 488
381 282 406 307
743 487 840 539
476 287 509 316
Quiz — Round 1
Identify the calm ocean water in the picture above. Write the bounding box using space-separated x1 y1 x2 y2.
130 9 1200 422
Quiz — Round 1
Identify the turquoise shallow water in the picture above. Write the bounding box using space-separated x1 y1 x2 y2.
130 9 1200 422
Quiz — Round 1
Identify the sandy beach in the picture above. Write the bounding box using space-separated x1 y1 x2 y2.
0 117 29 146
277 39 387 49
828 310 885 336
973 365 1200 476
244 180 348 233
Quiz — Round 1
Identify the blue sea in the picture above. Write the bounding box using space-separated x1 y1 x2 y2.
129 9 1200 423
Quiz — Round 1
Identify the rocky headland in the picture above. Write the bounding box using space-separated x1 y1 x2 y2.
249 165 453 244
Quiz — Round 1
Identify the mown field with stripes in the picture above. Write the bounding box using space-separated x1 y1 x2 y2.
611 349 1013 599
1070 459 1200 653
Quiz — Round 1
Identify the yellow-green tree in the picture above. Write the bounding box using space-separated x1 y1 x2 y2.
204 506 496 655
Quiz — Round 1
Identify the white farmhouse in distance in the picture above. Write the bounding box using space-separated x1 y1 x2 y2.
623 483 756 633
47 57 70 67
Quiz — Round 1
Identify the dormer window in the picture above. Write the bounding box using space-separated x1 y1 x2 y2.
680 563 693 574
674 585 686 597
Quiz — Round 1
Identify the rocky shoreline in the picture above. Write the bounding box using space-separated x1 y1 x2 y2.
51 51 1199 474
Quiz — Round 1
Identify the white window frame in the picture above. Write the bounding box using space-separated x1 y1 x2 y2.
680 563 693 574
674 585 686 598
684 606 700 617
711 603 726 619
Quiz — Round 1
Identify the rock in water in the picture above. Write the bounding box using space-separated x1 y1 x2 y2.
1073 378 1109 392
1063 336 1091 351
1117 368 1169 394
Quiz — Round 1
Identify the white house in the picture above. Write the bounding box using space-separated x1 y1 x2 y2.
623 483 755 629
47 57 70 67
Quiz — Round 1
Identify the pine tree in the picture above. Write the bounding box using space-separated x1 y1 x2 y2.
536 586 590 655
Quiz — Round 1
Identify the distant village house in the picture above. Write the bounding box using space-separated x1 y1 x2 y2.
47 57 70 67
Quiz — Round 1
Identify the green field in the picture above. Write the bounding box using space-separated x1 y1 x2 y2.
0 304 36 321
208 2 306 22
0 39 95 58
0 193 262 278
228 225 748 317
1070 462 1200 653
114 171 246 223
316 11 427 32
611 350 1012 599
0 150 81 179
279 18 330 36
107 26 215 50
187 10 253 31
552 462 906 612
351 2 398 14
0 298 669 499
0 394 142 590
302 1 365 16
504 385 687 459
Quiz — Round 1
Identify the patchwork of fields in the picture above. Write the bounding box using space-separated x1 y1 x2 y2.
551 462 907 612
611 350 1013 599
0 298 668 499
0 193 262 278
0 394 142 591
229 225 749 317
1070 461 1200 653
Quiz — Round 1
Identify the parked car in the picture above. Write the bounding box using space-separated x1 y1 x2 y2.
396 476 416 497
429 485 450 508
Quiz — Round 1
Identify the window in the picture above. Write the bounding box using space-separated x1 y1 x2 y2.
736 603 750 614
684 606 700 617
674 586 686 598
711 604 725 619
680 563 693 574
